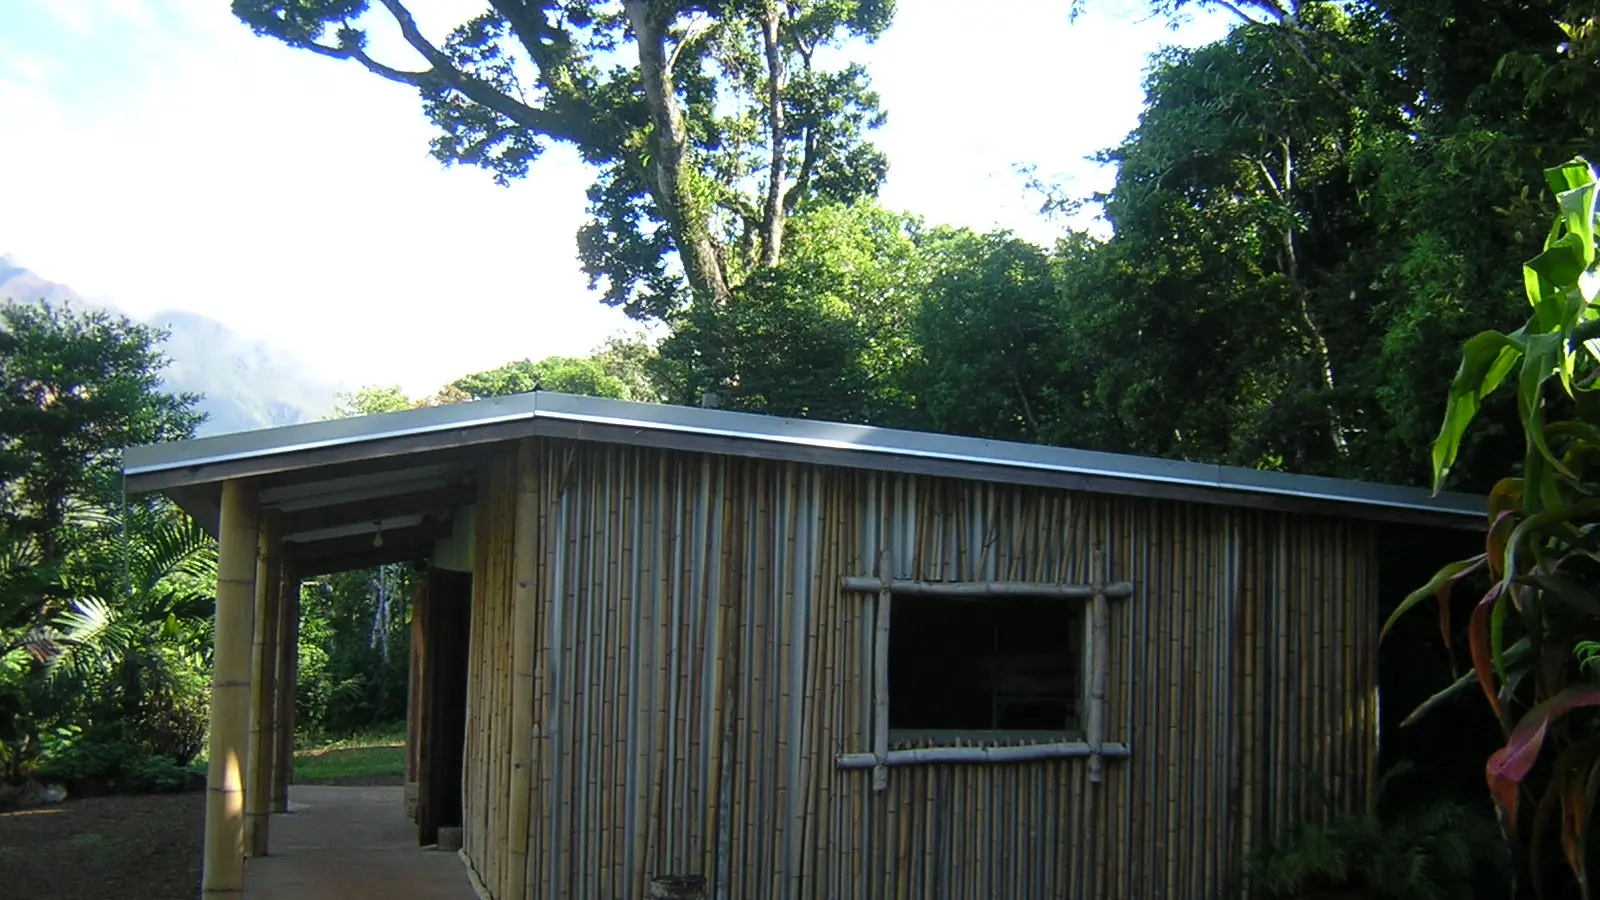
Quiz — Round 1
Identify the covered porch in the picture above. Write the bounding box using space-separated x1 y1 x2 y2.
122 400 515 897
244 784 474 899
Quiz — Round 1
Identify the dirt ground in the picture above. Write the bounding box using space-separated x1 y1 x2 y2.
0 742 408 900
0 790 204 900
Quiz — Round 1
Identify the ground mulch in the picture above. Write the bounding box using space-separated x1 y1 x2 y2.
0 790 203 900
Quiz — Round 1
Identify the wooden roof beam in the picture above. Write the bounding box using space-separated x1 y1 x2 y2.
278 484 475 537
286 517 454 571
291 543 434 579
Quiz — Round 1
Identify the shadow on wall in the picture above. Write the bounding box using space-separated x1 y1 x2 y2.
1375 521 1501 806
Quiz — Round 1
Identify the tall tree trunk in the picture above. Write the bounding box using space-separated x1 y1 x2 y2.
1274 136 1347 454
625 1 735 306
759 4 787 268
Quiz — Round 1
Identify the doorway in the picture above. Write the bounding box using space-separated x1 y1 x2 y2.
409 567 472 846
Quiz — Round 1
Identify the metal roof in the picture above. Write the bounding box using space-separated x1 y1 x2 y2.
122 391 1485 569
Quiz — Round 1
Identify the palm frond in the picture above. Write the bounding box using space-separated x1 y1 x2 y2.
46 595 142 678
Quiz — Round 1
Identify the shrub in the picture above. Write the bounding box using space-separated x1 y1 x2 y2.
122 753 203 793
1247 795 1508 900
30 723 200 794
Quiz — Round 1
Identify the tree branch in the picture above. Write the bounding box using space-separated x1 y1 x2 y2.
369 0 562 133
782 125 817 213
1212 0 1272 26
1244 153 1283 201
299 35 435 88
666 12 716 75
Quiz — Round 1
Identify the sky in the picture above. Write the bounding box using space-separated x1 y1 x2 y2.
0 0 1231 397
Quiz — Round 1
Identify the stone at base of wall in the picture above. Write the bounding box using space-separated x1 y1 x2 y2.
436 826 463 852
649 876 707 899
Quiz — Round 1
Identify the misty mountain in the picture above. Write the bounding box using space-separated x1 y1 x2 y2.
0 255 340 436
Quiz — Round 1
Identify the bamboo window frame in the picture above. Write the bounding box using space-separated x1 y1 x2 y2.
836 545 1132 789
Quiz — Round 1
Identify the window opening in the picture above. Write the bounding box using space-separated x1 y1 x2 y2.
888 594 1082 738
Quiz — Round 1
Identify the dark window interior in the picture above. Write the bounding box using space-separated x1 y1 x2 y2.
888 595 1082 735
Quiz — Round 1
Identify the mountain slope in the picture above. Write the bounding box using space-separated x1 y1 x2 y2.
0 255 340 436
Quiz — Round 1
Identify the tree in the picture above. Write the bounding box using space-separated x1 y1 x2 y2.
657 200 925 422
1032 2 1560 488
0 300 201 565
910 230 1062 443
589 331 667 403
233 0 894 318
448 355 634 400
333 384 414 417
1057 21 1376 474
0 301 210 786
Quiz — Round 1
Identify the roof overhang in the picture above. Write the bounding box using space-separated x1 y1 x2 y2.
123 392 1487 541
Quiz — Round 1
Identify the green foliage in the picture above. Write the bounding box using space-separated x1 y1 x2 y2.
910 230 1061 442
1385 158 1600 896
1246 769 1507 900
334 384 414 417
0 300 202 561
660 201 925 421
30 724 201 794
0 300 213 792
448 355 632 401
293 565 414 739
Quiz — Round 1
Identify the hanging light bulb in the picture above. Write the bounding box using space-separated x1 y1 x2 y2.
372 519 384 548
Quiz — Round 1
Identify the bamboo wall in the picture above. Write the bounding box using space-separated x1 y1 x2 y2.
457 439 1381 899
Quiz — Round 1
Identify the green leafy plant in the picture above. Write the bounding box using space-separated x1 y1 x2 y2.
1246 766 1506 900
1384 157 1600 896
31 723 200 794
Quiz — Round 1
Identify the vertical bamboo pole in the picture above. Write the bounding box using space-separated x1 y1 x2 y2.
271 570 300 813
871 548 892 793
507 440 539 900
246 510 282 857
1087 530 1109 784
204 479 259 896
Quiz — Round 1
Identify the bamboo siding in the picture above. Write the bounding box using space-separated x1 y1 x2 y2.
456 440 1380 900
462 453 521 899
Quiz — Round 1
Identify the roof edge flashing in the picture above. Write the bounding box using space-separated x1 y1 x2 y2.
121 392 546 477
120 390 1486 522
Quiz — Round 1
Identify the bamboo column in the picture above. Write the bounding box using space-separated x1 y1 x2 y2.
246 510 282 857
1086 534 1109 784
506 440 540 900
270 568 300 813
871 548 893 793
203 479 260 896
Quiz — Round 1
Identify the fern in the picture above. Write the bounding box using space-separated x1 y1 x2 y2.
1246 765 1508 900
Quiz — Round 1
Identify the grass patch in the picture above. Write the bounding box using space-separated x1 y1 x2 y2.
292 724 406 785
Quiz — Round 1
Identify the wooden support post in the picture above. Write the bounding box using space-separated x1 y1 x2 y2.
505 440 540 900
246 510 281 857
270 569 299 813
405 576 424 822
872 548 892 793
203 479 259 896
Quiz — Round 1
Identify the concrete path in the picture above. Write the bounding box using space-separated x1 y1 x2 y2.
244 785 476 899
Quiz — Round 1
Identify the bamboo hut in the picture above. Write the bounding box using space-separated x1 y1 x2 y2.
121 391 1482 899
